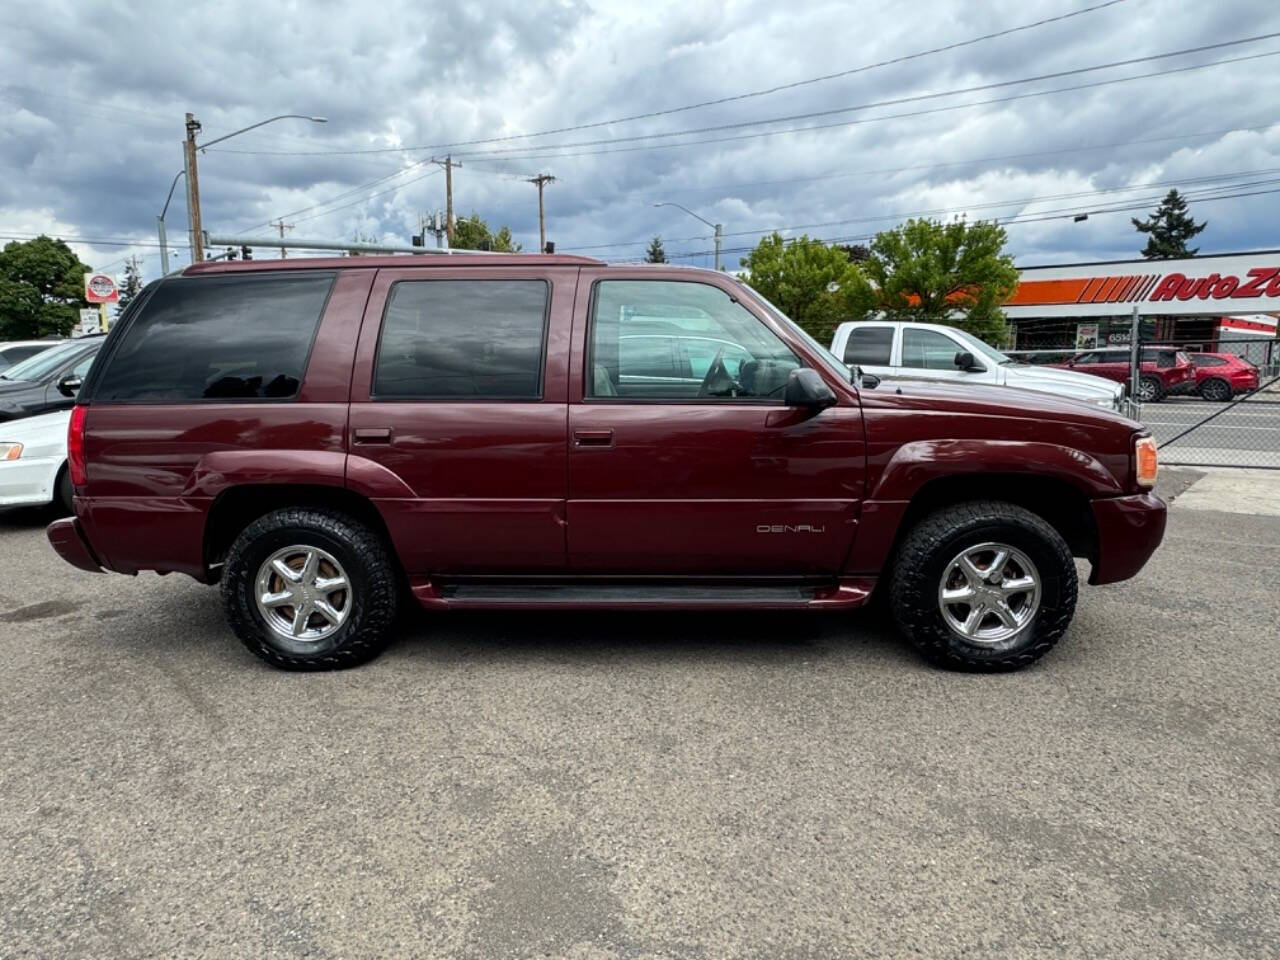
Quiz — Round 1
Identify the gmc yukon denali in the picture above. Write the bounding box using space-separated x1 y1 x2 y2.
47 256 1166 671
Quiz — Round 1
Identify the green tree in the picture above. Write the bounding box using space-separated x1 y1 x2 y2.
645 235 667 263
1132 188 1206 259
858 218 1018 345
115 257 143 317
0 235 92 339
739 232 868 345
452 213 522 252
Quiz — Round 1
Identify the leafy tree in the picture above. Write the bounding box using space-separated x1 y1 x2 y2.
452 213 522 252
1132 189 1206 259
115 257 142 317
739 232 867 345
857 218 1018 345
645 235 667 263
0 235 92 339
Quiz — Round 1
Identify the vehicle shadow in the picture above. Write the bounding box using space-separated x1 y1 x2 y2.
0 504 63 531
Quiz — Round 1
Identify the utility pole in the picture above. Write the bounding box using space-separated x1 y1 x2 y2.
431 156 460 245
270 219 294 259
527 174 556 253
183 113 204 262
712 223 723 272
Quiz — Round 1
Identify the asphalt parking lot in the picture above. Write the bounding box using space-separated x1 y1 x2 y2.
1 471 1276 959
1145 392 1280 468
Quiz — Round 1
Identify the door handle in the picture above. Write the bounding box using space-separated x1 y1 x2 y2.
573 428 614 448
353 427 392 444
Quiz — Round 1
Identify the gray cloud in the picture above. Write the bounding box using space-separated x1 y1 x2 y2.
1 0 1277 280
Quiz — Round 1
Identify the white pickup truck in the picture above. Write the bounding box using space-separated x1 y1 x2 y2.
830 320 1126 412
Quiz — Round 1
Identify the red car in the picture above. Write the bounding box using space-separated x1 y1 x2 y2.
47 256 1166 673
1056 346 1196 402
1188 352 1260 401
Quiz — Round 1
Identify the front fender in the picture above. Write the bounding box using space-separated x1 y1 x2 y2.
870 439 1125 501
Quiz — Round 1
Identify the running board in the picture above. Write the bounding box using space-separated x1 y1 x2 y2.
409 578 875 611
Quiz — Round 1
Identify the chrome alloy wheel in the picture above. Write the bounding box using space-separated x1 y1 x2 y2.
937 542 1041 645
254 545 351 643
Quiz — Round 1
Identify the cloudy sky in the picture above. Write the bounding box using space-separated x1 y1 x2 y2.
2 0 1279 282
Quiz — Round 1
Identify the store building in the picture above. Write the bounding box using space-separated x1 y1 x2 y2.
1004 249 1280 359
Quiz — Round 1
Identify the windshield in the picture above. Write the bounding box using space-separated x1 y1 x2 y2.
0 341 79 381
735 280 854 381
950 328 1015 365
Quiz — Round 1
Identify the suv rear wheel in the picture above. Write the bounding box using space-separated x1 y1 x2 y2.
1137 375 1164 403
889 501 1078 671
221 507 400 670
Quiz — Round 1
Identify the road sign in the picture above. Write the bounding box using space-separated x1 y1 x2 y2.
73 308 102 338
84 272 119 304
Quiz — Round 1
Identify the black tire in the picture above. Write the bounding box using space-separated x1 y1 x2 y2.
1199 377 1232 402
55 465 73 516
889 501 1078 672
221 507 400 671
1137 375 1165 403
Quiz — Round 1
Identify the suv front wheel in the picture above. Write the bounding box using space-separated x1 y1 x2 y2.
889 501 1078 671
221 507 400 670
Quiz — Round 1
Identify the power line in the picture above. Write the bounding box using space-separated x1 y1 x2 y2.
287 168 442 226
211 34 1280 158
448 49 1280 165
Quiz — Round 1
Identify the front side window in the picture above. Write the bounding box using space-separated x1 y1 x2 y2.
374 280 549 399
589 280 800 400
93 274 334 402
901 329 963 370
843 326 893 366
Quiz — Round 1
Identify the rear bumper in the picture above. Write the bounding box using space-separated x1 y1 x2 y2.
46 517 104 573
1088 492 1167 585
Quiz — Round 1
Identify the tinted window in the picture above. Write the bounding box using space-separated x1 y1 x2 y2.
0 344 51 369
1191 354 1227 367
843 326 893 366
0 340 83 382
94 274 333 402
590 280 799 400
902 329 963 370
374 280 548 399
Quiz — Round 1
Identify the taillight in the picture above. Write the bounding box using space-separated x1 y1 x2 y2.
1135 436 1158 489
67 405 87 486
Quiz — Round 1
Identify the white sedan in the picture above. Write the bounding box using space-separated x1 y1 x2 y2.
0 409 72 513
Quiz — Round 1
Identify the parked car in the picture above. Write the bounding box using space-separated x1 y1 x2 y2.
1054 346 1195 402
48 258 1166 673
0 339 62 373
0 336 103 423
830 321 1126 412
1188 352 1260 401
0 409 72 513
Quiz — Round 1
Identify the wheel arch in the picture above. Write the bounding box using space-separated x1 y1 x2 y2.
203 483 398 575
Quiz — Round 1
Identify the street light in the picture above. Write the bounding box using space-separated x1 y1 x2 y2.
157 168 185 274
653 201 723 271
184 113 328 261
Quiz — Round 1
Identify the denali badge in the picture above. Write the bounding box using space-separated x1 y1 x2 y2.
756 524 826 534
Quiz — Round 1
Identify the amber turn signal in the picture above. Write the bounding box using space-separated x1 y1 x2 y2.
1135 436 1158 488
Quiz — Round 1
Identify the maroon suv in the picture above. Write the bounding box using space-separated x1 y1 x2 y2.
47 256 1166 672
1055 346 1195 402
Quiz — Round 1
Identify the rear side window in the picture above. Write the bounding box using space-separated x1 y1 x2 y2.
374 280 549 399
1191 355 1227 367
843 326 893 366
93 274 333 402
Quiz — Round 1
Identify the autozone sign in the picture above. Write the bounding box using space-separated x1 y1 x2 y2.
1004 251 1280 318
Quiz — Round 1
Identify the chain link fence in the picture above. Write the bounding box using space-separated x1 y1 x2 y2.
1006 333 1280 470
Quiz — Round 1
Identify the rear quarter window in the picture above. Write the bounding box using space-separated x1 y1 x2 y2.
91 273 334 402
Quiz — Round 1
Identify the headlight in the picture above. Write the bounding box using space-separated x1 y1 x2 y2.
0 442 22 461
1134 436 1158 488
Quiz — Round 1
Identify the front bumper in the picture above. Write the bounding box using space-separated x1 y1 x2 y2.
46 517 104 573
0 456 59 508
1089 492 1167 585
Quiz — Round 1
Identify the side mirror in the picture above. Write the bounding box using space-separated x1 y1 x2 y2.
783 368 837 413
58 375 83 396
854 367 881 390
954 351 985 373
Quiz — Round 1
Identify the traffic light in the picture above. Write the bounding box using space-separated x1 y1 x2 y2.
241 245 253 261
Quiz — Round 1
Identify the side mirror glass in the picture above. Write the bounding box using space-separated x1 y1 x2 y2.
58 375 83 396
783 368 837 413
